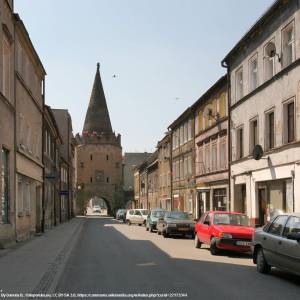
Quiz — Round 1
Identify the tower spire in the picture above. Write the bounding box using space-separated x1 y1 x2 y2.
83 63 113 135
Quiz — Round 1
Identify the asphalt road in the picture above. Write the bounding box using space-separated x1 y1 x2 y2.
56 216 300 300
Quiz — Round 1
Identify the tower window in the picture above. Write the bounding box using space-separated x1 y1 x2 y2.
106 177 110 183
90 177 93 183
90 154 93 161
106 155 109 161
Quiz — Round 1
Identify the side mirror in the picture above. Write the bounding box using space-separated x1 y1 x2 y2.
287 232 300 242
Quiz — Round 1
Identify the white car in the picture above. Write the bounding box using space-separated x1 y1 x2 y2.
126 209 149 226
93 205 101 213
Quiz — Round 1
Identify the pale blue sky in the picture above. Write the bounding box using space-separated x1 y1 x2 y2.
15 0 273 152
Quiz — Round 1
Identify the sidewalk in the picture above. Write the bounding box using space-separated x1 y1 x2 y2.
0 217 85 294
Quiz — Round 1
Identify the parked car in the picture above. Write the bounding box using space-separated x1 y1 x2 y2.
156 211 195 238
93 205 101 213
252 213 300 276
146 208 166 232
194 211 254 255
126 209 149 226
116 209 127 222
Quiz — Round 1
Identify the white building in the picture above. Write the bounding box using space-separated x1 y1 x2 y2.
222 0 300 226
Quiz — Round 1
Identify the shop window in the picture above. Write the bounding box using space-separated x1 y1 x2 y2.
213 189 227 211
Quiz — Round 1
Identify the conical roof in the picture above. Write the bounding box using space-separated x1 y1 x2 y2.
83 63 113 134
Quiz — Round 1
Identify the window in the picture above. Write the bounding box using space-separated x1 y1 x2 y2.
283 216 300 237
198 111 203 133
220 140 227 169
265 111 275 150
212 143 217 171
188 119 192 141
184 122 188 143
283 100 295 144
249 118 258 154
1 148 10 223
205 145 210 173
106 177 110 183
187 155 192 175
180 159 184 179
90 177 93 183
180 125 184 145
264 41 275 81
2 34 11 100
282 22 295 68
197 146 203 175
236 127 244 159
90 154 93 161
268 215 288 236
106 155 109 161
235 67 243 101
219 93 226 118
17 180 23 215
249 55 258 91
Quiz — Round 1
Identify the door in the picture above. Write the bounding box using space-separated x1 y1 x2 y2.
197 192 205 219
277 216 300 273
198 213 211 243
134 210 143 224
258 187 267 226
263 215 289 266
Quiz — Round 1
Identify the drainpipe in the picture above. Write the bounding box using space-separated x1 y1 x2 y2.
41 78 45 233
170 130 173 211
221 60 231 212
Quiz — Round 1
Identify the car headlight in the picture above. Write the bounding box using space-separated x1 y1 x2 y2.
219 233 232 239
167 223 177 228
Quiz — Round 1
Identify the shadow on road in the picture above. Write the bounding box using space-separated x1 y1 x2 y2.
56 217 300 300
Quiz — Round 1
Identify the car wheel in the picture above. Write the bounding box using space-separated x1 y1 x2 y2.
256 248 271 274
163 231 169 238
210 237 220 255
194 234 202 249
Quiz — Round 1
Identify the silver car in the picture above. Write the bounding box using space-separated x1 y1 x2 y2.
252 213 300 276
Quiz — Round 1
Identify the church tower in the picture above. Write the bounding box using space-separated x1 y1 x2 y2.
76 64 123 214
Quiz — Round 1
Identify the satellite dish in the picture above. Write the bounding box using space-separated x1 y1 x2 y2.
265 42 276 58
253 145 264 160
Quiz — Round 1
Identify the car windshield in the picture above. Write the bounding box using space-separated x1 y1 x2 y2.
152 211 165 218
165 212 190 220
214 213 250 226
141 210 149 215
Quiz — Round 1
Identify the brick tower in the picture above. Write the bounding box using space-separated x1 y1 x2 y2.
76 64 123 214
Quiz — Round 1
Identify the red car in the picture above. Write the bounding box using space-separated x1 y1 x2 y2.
194 211 254 255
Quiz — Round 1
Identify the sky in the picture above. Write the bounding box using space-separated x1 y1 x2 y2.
15 0 274 153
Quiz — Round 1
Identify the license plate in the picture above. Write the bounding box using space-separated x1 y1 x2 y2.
236 241 251 246
178 227 189 231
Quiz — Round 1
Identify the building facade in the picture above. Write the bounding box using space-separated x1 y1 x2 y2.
0 0 15 248
15 13 46 240
157 133 171 210
43 105 62 228
169 109 195 216
76 64 123 215
147 152 159 209
223 0 300 225
52 109 75 222
193 76 229 218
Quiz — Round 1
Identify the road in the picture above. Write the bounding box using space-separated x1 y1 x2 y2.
55 216 300 299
